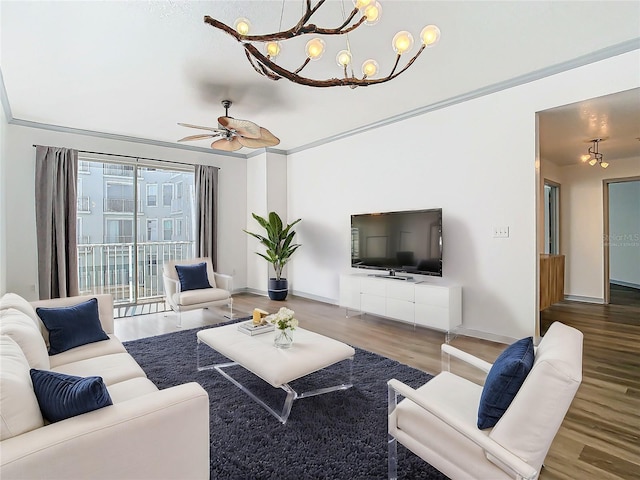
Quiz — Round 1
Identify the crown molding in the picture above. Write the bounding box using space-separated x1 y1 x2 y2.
287 38 640 154
2 38 638 158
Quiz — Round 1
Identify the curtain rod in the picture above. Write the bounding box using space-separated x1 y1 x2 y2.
32 145 219 169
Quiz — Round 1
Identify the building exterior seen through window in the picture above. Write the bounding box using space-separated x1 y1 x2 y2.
76 159 195 305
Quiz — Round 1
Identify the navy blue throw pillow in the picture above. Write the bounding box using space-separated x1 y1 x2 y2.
36 298 109 355
175 262 211 291
30 369 113 423
477 336 534 429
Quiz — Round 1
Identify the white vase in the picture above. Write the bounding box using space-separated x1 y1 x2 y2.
274 328 294 349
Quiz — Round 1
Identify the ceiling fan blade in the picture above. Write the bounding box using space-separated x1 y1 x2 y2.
237 128 280 148
218 116 261 139
177 133 218 142
257 127 280 147
177 122 222 133
211 137 243 152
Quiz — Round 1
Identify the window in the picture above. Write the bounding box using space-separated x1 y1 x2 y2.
147 219 158 241
176 181 183 199
103 164 134 177
78 160 90 173
77 178 90 213
76 157 195 307
77 217 83 244
163 219 173 241
147 184 158 207
175 218 183 237
162 184 173 207
105 219 133 243
105 182 134 213
544 180 560 255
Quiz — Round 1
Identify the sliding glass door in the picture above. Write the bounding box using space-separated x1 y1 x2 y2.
76 157 195 306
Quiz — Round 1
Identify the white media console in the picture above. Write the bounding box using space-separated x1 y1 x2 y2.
339 274 462 333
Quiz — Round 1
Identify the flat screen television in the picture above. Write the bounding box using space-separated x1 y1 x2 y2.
350 208 442 277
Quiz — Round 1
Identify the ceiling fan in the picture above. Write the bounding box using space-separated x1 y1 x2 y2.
178 100 280 152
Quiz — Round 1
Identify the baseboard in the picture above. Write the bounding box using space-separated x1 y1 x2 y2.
610 280 640 290
450 327 516 345
233 287 338 306
290 289 338 305
563 295 604 304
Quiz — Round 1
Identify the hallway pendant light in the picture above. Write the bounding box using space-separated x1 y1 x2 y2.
582 138 609 169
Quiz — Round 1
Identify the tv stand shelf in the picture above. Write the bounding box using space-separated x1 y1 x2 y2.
339 274 461 333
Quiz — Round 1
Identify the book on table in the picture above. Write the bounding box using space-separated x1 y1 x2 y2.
237 320 274 336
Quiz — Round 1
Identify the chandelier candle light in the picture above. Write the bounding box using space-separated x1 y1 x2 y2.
203 0 441 88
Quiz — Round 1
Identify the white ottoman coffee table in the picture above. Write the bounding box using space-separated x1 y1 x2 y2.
197 323 356 423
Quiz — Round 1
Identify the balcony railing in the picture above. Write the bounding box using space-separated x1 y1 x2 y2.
77 241 195 305
104 197 143 213
78 196 91 213
103 164 134 177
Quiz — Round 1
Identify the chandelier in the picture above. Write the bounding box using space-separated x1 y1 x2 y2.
581 138 609 168
203 0 441 88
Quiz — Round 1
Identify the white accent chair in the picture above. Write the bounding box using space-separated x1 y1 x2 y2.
388 322 583 480
163 257 233 327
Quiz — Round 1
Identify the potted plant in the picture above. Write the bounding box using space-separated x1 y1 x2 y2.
244 211 301 300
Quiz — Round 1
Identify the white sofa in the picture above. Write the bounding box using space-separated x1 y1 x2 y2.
0 293 210 480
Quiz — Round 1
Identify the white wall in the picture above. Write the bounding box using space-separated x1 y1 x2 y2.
609 179 640 288
245 150 288 294
246 152 268 292
559 156 640 301
4 124 248 300
287 50 640 339
0 104 7 295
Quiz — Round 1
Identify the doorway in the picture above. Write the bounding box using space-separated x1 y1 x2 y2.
604 177 640 305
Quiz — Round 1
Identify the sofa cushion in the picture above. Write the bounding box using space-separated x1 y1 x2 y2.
174 288 229 307
36 298 109 355
49 334 127 368
52 352 147 386
107 377 159 403
30 369 113 423
477 337 534 429
175 262 212 291
0 336 45 440
0 293 41 330
0 309 50 369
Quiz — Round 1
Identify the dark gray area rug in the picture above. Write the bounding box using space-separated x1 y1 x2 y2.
124 322 448 480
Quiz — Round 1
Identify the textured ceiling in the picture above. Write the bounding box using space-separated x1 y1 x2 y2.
1 1 639 159
539 88 640 166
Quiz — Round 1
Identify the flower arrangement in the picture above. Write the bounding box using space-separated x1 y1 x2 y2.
265 307 299 331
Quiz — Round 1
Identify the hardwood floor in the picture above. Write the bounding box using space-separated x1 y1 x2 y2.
115 293 640 480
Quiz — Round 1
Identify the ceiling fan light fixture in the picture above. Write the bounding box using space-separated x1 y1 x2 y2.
178 100 280 152
580 154 591 162
600 161 609 168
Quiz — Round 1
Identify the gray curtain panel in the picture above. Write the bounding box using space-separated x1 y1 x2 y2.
35 146 79 299
195 164 218 268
